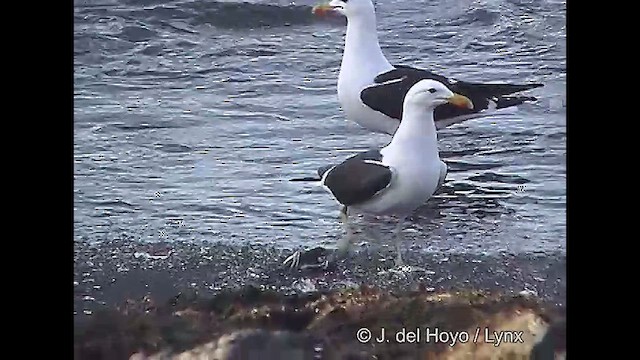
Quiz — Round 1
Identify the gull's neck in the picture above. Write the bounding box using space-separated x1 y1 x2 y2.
341 12 393 79
387 103 439 153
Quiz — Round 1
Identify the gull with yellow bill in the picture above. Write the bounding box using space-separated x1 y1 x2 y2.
285 79 474 271
312 0 543 135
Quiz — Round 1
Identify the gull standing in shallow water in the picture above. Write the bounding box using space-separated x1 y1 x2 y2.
312 0 542 135
284 79 474 270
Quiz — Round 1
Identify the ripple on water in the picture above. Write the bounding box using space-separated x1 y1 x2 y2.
75 0 566 257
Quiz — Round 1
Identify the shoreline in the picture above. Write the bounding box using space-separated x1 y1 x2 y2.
75 238 566 316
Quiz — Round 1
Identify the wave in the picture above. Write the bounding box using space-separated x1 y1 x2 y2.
75 0 344 31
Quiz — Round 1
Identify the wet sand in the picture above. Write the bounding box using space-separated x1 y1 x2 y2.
74 239 565 319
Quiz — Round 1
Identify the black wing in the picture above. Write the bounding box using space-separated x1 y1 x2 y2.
319 150 392 206
360 65 543 121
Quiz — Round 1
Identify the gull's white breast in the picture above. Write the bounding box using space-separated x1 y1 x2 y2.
337 63 398 135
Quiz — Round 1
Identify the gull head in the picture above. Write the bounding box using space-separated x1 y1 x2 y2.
405 80 474 111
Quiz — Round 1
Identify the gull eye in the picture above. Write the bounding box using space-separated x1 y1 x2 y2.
428 88 437 93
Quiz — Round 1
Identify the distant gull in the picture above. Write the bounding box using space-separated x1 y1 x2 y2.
312 0 543 135
284 79 473 270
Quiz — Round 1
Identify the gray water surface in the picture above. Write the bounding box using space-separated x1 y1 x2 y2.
74 0 566 314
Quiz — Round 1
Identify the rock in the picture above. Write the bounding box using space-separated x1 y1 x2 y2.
76 286 565 360
159 329 323 360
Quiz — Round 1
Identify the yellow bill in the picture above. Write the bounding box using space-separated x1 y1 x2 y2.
448 94 474 109
312 3 334 16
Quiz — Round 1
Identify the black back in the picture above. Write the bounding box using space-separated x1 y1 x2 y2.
319 150 392 206
360 65 542 121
